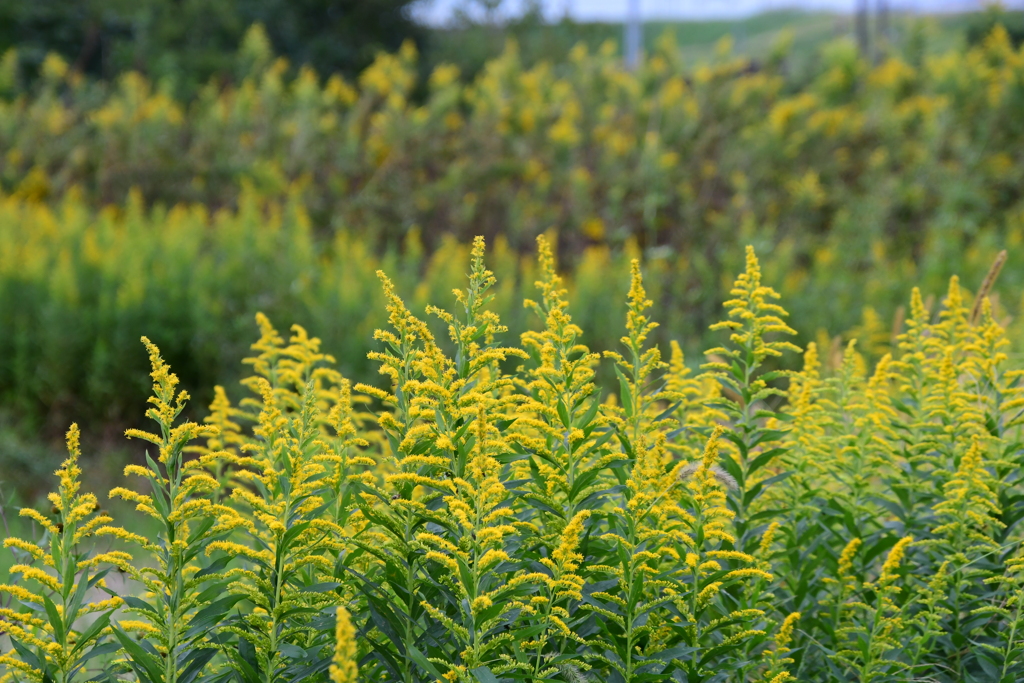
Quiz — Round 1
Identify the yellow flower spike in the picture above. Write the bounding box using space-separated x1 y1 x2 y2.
777 612 801 650
707 245 800 367
0 583 45 605
936 275 970 346
624 259 656 344
837 538 862 581
879 536 913 583
552 510 590 573
330 606 358 683
2 538 45 560
471 595 494 614
697 581 723 605
897 286 931 357
931 436 1003 557
140 336 186 426
0 417 135 682
759 521 782 556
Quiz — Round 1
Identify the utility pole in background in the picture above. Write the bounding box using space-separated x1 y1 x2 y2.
855 0 870 58
625 0 641 70
877 0 889 58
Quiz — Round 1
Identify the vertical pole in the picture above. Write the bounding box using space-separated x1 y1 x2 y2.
877 0 889 59
625 0 641 70
855 0 870 60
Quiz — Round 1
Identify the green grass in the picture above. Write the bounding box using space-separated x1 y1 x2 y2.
425 8 1009 80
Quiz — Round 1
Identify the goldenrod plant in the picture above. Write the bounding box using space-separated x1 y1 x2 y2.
832 536 916 683
702 245 800 551
2 239 1023 683
0 426 125 683
98 339 237 683
975 555 1024 682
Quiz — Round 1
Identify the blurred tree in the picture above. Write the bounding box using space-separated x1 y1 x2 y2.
427 0 581 81
0 0 424 93
965 5 1024 48
249 0 425 80
0 0 136 77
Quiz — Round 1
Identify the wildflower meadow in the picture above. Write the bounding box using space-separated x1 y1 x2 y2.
1 236 1022 682
2 24 1024 437
1 14 1024 683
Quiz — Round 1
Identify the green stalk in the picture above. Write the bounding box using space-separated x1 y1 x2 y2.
404 512 416 683
165 460 182 683
622 521 638 683
264 499 291 683
1000 583 1024 680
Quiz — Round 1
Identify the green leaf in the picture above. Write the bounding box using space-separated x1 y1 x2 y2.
614 365 634 419
177 647 218 683
77 640 121 664
116 594 160 618
578 396 601 430
43 595 64 641
652 401 682 424
185 515 216 548
616 432 635 461
9 637 45 674
470 665 501 683
49 540 63 582
407 644 445 679
303 581 342 593
749 430 787 448
747 448 786 476
455 555 476 600
71 611 111 657
280 521 313 555
569 465 608 502
183 594 246 641
61 547 76 599
194 554 233 579
557 399 571 429
64 568 94 633
112 625 163 683
279 643 307 660
192 579 233 608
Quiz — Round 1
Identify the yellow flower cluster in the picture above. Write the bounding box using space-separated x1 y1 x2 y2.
0 425 126 683
3 237 1024 683
4 26 1024 373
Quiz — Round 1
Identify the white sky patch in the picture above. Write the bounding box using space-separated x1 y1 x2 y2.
412 0 1023 26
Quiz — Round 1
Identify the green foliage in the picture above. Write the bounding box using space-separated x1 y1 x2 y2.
966 7 1024 48
0 0 422 91
4 26 1024 443
98 339 236 683
2 239 1022 683
0 425 125 683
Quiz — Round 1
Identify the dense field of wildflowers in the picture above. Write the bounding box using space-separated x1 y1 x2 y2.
1 17 1024 683
4 23 1023 256
1 239 1022 682
2 24 1024 438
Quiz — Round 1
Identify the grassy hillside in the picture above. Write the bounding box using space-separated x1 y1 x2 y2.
424 8 1014 78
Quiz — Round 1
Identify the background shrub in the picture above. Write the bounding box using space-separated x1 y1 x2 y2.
1 24 1024 458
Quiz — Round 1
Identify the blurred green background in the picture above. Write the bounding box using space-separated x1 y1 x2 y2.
1 0 1023 514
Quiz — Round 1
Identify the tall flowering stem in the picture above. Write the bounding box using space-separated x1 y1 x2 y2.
702 245 800 551
352 238 529 681
0 426 125 683
670 428 775 681
100 338 234 683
